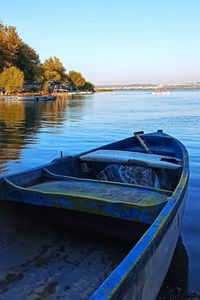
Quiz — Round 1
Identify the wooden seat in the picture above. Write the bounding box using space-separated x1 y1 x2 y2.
3 172 172 224
80 150 182 170
29 177 171 206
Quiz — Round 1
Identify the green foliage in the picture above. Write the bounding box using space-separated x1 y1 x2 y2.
0 22 21 71
42 81 49 93
0 66 24 93
80 81 95 92
42 57 66 82
27 86 39 93
34 63 45 84
68 70 85 88
0 21 94 92
0 21 41 82
15 42 40 81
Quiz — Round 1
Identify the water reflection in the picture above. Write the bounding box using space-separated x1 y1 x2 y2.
42 95 68 124
0 96 90 172
0 102 26 171
0 101 51 171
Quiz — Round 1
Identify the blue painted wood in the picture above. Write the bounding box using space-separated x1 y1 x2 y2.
2 175 170 224
89 133 189 300
0 130 189 299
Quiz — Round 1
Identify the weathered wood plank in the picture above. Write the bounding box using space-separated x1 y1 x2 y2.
80 150 182 169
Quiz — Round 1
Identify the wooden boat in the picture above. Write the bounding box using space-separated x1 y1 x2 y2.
0 130 189 300
16 95 56 101
0 96 18 101
0 95 56 101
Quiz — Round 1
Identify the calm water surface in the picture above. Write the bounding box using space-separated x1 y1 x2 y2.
0 91 199 297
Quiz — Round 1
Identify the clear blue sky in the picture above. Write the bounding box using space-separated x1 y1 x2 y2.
1 0 200 85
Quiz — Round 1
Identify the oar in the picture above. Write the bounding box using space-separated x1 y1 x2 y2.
134 131 152 154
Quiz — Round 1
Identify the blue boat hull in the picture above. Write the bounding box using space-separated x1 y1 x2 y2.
90 187 188 300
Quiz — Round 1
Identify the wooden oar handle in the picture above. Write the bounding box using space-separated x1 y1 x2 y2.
134 132 153 154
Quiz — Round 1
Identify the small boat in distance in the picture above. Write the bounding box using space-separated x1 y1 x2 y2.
0 130 189 300
17 95 56 101
152 89 170 95
0 95 56 101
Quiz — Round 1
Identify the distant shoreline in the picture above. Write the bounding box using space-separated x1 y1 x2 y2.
96 87 200 92
1 88 200 97
95 83 200 92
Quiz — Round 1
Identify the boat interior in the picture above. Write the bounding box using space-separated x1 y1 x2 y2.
3 133 183 224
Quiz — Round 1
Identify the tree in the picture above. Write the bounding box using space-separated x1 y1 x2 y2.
34 63 45 84
68 70 86 89
0 22 21 71
0 21 41 83
15 42 40 82
42 57 66 82
80 81 95 92
0 66 24 93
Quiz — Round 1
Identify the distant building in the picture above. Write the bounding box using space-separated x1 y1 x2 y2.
48 81 73 93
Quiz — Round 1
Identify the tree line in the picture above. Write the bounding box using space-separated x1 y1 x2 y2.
0 21 94 94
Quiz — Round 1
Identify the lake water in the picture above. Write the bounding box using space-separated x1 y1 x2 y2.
0 90 199 298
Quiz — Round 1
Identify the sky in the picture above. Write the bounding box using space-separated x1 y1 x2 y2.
1 0 200 85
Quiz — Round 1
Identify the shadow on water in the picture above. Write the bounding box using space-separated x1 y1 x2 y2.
157 238 200 299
